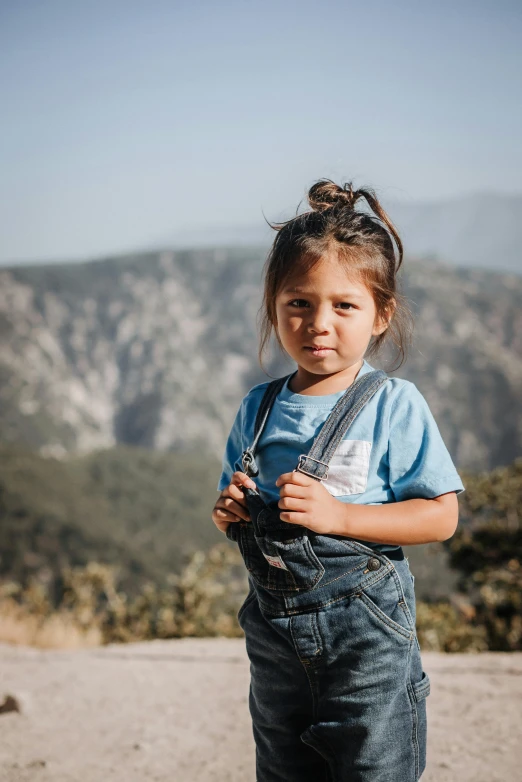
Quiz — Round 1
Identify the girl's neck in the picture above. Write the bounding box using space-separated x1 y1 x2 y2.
289 359 365 396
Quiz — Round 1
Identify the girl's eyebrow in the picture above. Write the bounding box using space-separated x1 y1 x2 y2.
283 287 365 299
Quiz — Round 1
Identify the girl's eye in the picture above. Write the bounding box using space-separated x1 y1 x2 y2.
287 300 355 310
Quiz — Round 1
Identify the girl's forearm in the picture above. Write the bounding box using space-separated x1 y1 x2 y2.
330 494 459 546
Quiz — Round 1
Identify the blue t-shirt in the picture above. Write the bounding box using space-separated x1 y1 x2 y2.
217 359 465 552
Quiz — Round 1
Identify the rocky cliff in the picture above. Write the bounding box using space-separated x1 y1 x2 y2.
0 248 520 470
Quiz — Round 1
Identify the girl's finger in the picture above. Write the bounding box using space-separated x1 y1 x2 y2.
231 471 257 490
214 507 241 523
275 470 312 488
228 482 252 503
218 496 251 522
279 483 308 500
278 496 306 512
279 511 308 525
226 485 252 519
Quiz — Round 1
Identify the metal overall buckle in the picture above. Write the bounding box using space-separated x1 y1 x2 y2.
241 448 259 477
296 454 329 480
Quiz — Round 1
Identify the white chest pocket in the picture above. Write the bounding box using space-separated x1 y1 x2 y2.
323 439 372 496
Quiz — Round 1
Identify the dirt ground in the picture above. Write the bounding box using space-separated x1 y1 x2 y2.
0 639 520 781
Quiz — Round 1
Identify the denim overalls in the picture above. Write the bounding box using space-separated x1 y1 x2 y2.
226 369 431 782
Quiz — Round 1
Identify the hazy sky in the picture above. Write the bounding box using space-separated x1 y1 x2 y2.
1 0 521 263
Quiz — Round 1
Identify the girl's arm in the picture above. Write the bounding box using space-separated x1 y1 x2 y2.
328 491 459 545
275 471 459 546
383 382 464 541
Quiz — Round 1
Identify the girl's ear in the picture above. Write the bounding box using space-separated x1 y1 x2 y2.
372 299 396 336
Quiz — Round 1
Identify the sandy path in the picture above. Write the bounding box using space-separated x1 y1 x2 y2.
0 639 520 781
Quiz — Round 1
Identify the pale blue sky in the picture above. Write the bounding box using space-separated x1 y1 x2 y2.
1 0 520 263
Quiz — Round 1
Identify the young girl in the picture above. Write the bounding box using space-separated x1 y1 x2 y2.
211 179 464 782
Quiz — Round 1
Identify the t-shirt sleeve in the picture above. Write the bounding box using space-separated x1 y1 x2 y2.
388 383 465 501
216 399 245 492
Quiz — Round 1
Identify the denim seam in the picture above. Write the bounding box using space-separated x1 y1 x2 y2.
259 567 394 617
334 536 391 560
300 538 327 586
388 564 416 633
401 639 420 781
310 611 323 655
407 677 421 780
284 558 386 601
412 678 431 701
289 617 321 721
303 559 370 591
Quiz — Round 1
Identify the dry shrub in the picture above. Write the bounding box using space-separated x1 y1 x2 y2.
0 591 102 649
0 544 249 648
1 539 517 653
415 599 488 652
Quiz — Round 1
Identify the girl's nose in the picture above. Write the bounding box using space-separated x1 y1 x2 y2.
308 305 332 333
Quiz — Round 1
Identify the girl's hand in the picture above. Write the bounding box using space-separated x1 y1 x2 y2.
211 471 257 534
275 470 345 535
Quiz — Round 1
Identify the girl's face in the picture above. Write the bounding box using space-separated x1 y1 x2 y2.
274 251 390 393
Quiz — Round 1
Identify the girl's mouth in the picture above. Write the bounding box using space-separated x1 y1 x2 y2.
304 346 334 358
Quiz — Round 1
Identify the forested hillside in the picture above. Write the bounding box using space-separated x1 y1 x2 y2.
0 444 223 597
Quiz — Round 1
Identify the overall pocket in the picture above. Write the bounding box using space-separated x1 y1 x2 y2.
233 522 325 594
357 569 415 641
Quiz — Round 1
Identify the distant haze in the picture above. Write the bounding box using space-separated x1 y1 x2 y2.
3 193 518 274
164 193 522 275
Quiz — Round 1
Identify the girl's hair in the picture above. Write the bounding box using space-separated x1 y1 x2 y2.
258 178 414 373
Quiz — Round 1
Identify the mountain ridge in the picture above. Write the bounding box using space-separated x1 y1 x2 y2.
0 247 520 471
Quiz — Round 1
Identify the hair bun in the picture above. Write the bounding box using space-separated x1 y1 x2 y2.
307 179 360 212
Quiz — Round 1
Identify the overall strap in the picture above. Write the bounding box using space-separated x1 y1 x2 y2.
241 369 388 480
296 370 388 481
241 374 292 478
